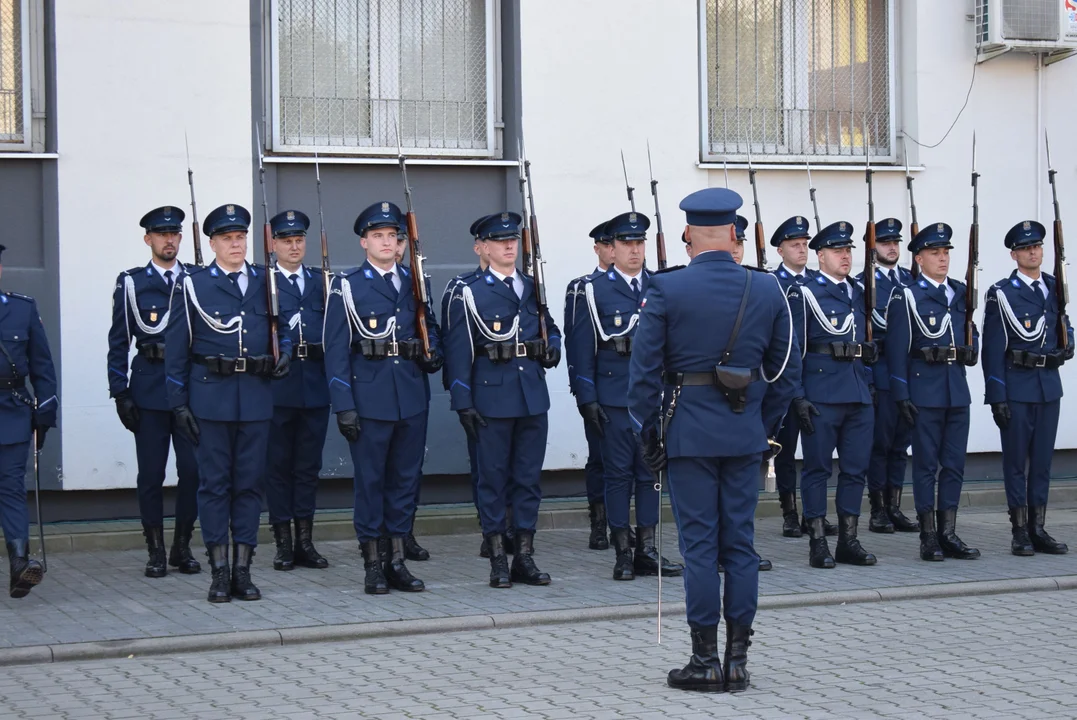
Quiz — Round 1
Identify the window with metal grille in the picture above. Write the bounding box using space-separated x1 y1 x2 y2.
268 0 499 157
701 0 894 163
0 0 28 148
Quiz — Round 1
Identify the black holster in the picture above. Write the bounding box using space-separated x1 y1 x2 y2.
351 338 398 360
598 337 633 356
713 366 754 414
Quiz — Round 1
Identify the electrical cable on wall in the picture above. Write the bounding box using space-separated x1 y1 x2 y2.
902 56 979 149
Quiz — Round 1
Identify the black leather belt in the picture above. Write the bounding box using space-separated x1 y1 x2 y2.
0 375 25 390
918 346 958 363
137 343 166 362
808 341 877 362
476 340 545 364
192 354 274 376
598 337 633 356
663 369 761 386
1007 349 1061 370
293 342 324 361
351 338 426 361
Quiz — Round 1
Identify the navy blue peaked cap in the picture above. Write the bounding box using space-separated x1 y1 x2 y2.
875 218 903 241
909 222 954 253
140 205 185 233
770 216 811 247
203 204 251 237
475 211 523 240
735 215 748 240
354 201 402 236
590 221 613 244
270 209 310 238
1004 220 1046 249
604 212 650 241
809 220 855 250
679 188 743 227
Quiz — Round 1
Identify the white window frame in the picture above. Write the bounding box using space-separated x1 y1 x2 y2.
0 0 33 151
698 0 896 164
266 0 501 158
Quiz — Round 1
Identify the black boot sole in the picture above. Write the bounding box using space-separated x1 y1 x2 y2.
9 566 44 599
144 567 167 578
758 559 772 572
273 561 295 571
510 571 551 586
207 594 232 603
365 586 390 595
782 526 803 538
1011 546 1036 557
405 551 430 562
810 558 836 569
726 678 750 693
293 556 329 569
489 578 513 589
1030 542 1068 555
231 592 262 601
868 523 895 534
667 679 725 693
589 538 610 550
920 552 945 561
941 549 980 560
170 563 202 574
834 554 877 566
388 581 425 592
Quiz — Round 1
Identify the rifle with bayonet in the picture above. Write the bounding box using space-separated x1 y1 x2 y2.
863 120 877 345
184 132 204 267
966 133 980 349
647 141 667 271
806 158 822 233
746 144 768 271
1046 130 1069 351
397 148 433 359
254 122 281 363
621 150 636 213
313 152 332 301
520 138 549 346
902 137 920 278
517 140 533 277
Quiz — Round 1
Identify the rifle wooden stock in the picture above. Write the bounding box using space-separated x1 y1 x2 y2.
864 223 876 343
754 223 766 271
191 222 203 267
263 222 280 363
529 215 549 345
965 223 978 348
521 225 533 278
656 229 667 271
1055 219 1069 350
909 221 920 278
404 211 431 358
320 228 331 299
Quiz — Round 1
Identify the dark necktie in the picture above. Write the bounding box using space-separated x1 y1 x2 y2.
164 270 173 289
889 269 897 285
504 276 515 296
228 271 242 295
631 278 640 298
384 271 397 294
1032 279 1043 300
289 274 300 292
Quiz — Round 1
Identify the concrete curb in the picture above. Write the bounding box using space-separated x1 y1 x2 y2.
1 574 1073 668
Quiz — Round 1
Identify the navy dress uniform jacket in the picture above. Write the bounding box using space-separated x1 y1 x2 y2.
443 270 561 419
273 266 330 409
164 262 289 422
855 265 914 393
322 261 441 422
0 292 57 444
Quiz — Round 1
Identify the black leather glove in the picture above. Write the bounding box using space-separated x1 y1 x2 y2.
957 346 978 367
272 351 291 379
1064 343 1075 362
417 349 444 374
792 397 820 436
991 402 1011 431
336 410 361 444
639 424 666 476
32 422 47 450
457 408 488 442
896 399 919 428
579 402 610 439
172 405 201 446
861 341 879 365
540 345 561 369
115 391 141 434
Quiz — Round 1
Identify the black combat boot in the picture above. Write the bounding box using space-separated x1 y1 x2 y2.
667 626 724 692
384 536 425 592
757 558 772 571
504 526 517 556
360 540 389 595
230 544 261 600
611 527 634 581
936 508 980 560
779 491 802 538
404 520 430 561
168 523 201 574
806 517 835 569
143 525 168 578
588 501 610 550
1009 507 1035 556
867 490 895 534
834 514 876 566
293 517 329 569
206 544 230 603
478 515 490 558
918 511 944 561
377 535 392 565
1028 505 1068 554
724 624 754 693
633 526 684 577
271 522 294 571
7 539 44 599
801 515 838 537
510 530 551 585
886 486 920 532
485 533 512 588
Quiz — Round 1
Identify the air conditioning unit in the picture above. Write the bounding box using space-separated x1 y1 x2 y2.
975 0 1077 64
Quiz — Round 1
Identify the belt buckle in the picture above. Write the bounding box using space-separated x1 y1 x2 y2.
387 340 399 358
945 347 957 363
234 357 247 373
1035 354 1047 368
297 342 308 359
515 342 527 358
852 344 863 359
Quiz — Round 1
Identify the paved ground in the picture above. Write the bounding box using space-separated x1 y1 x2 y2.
2 589 1075 719
0 505 1074 650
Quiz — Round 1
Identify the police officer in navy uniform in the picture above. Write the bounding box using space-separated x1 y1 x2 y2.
107 207 201 578
769 215 835 539
264 210 330 572
982 220 1072 556
444 211 561 589
885 222 980 562
788 221 878 569
0 245 56 598
571 212 683 581
629 188 799 692
859 219 919 534
323 201 443 595
165 203 292 603
565 221 615 550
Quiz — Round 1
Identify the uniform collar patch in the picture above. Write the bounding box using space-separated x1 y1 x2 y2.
485 274 495 285
0 295 7 305
816 276 826 285
364 268 374 279
1012 278 1021 287
918 279 928 288
779 270 788 278
146 267 153 276
400 266 409 277
608 271 616 280
210 267 219 277
875 269 883 279
249 266 257 277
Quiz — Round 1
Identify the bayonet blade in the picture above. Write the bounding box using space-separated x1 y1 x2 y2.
314 150 321 183
646 139 654 184
806 158 815 189
1046 129 1054 173
903 135 911 177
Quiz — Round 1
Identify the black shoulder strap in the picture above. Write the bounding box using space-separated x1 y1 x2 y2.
720 269 753 365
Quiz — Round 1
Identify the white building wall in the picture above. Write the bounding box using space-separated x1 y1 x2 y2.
55 1 254 490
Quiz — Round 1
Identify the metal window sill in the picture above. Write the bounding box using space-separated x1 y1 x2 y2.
700 162 924 173
264 155 517 167
0 152 58 160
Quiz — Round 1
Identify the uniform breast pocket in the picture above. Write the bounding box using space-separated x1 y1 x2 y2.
600 309 631 334
136 297 167 324
0 330 28 369
480 312 513 334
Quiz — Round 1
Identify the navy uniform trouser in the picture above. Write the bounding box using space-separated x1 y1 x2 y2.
266 405 330 524
584 421 605 503
351 411 426 543
600 407 658 530
475 413 547 536
135 409 199 528
195 419 270 547
667 453 760 629
1000 399 1060 509
773 402 800 495
867 390 912 492
469 434 515 519
800 402 873 519
0 441 30 545
910 406 969 514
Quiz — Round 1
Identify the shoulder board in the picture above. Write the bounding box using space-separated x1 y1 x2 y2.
464 273 487 286
991 279 1008 290
853 279 865 290
185 263 206 275
341 266 364 278
5 292 33 303
950 278 967 291
745 266 770 275
126 266 143 276
653 264 685 275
